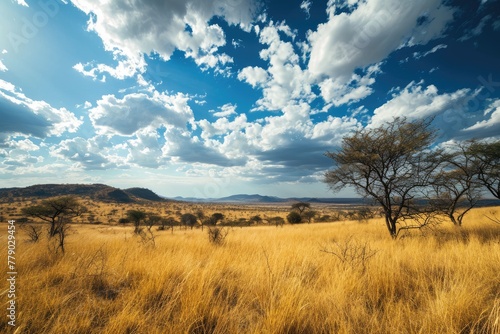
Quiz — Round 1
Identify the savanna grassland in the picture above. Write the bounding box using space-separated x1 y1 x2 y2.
1 202 500 334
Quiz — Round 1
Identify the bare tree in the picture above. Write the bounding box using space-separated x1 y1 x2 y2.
324 118 443 238
20 223 43 243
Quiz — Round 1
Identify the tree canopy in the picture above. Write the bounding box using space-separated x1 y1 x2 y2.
324 118 442 238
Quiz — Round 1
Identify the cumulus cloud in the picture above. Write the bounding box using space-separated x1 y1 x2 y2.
70 0 262 79
307 0 456 80
237 66 269 88
50 137 118 170
370 81 472 127
319 64 380 107
163 128 241 167
0 79 82 143
368 81 498 142
89 91 194 136
239 22 315 112
126 130 165 168
210 103 238 118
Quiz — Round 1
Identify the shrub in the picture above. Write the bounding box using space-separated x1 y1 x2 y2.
287 211 302 224
207 227 229 246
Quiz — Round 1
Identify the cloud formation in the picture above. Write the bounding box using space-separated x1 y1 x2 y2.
0 79 82 144
70 0 262 79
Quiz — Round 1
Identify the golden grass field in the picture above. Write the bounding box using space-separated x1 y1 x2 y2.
1 202 499 334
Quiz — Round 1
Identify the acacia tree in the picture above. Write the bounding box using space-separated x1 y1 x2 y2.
22 196 83 237
127 210 147 234
291 202 310 213
22 196 84 252
432 142 483 226
469 140 500 199
302 210 317 223
181 213 198 230
324 118 443 238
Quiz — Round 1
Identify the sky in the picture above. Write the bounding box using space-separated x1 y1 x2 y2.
0 0 499 199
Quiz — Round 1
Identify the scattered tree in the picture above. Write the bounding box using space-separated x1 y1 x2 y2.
22 196 84 252
287 211 302 224
181 213 198 230
269 216 285 227
324 118 443 238
469 140 500 199
249 215 263 225
302 210 317 223
126 210 147 234
22 196 83 237
159 217 178 233
291 202 311 213
431 143 482 226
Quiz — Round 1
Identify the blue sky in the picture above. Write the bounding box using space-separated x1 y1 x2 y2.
0 0 499 198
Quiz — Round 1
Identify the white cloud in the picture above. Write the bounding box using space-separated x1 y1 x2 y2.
11 139 39 151
307 0 456 80
413 44 448 60
15 0 28 6
370 81 472 126
319 64 380 107
89 91 194 136
238 66 269 88
210 103 238 118
70 0 262 79
0 79 82 141
126 130 165 168
300 0 312 18
0 60 7 72
463 99 500 138
239 22 315 112
199 113 248 140
50 137 122 170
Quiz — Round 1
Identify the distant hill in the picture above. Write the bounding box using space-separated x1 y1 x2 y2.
125 187 164 202
0 184 169 204
171 194 369 205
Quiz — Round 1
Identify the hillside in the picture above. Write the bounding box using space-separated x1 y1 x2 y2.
0 184 169 203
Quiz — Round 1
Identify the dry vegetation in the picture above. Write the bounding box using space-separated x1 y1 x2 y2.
1 204 500 334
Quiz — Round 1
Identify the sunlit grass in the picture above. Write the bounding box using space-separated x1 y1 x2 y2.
1 206 499 333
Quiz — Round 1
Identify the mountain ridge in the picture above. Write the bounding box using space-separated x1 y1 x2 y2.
0 184 168 204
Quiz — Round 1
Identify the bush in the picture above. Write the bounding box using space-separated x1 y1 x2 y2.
287 211 302 224
207 227 229 245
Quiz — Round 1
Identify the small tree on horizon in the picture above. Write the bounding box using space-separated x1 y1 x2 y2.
291 202 311 213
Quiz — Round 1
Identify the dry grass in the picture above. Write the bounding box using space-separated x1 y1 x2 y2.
1 206 499 333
